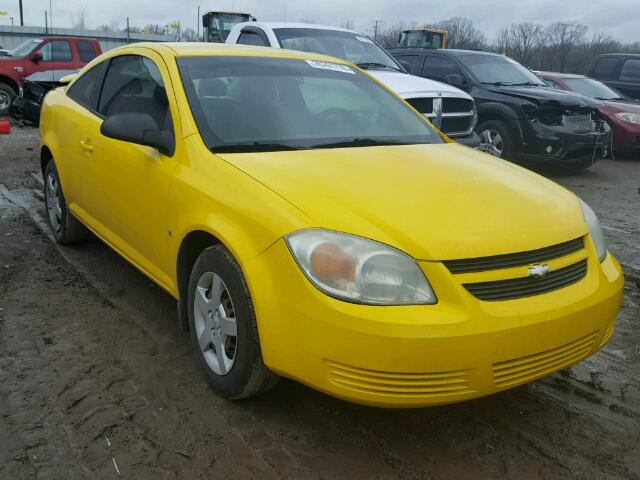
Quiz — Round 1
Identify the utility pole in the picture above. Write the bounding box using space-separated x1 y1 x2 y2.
126 17 130 43
373 20 384 42
197 5 200 42
19 0 24 26
44 10 48 34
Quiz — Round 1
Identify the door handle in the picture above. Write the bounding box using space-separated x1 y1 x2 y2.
79 139 94 152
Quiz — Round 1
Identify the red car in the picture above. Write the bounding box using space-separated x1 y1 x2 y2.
0 36 101 115
539 71 640 156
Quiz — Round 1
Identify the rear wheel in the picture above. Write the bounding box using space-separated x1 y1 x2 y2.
477 120 514 159
43 160 89 244
188 245 278 399
0 82 16 116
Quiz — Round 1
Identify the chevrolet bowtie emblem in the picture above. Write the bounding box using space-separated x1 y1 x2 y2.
528 264 550 278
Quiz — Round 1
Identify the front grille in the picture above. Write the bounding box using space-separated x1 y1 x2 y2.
406 97 433 114
442 98 474 113
326 361 475 397
441 117 473 133
444 237 584 274
463 259 587 301
492 332 598 388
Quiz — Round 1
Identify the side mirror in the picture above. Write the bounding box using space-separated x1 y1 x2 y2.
100 113 174 156
445 74 466 88
399 59 413 73
58 73 77 85
31 52 42 63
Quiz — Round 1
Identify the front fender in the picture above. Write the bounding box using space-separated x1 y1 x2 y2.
476 101 526 144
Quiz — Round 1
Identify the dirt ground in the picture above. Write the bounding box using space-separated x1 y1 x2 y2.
0 124 638 480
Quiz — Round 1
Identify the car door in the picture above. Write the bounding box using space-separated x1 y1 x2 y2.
58 60 109 210
393 54 424 75
27 39 76 77
82 52 180 288
614 58 640 99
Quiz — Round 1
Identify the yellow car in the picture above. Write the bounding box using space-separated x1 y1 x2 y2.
40 43 623 408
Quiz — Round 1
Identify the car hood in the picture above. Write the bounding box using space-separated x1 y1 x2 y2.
368 70 472 100
218 144 586 260
485 85 601 108
600 98 640 113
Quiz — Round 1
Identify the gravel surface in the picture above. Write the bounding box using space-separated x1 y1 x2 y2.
0 125 638 479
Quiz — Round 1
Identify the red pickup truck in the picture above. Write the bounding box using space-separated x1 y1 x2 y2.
0 36 102 115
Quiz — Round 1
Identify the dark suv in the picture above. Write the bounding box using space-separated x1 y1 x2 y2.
588 54 640 100
390 48 612 172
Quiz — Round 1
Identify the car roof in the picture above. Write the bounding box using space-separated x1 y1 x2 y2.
595 53 640 58
109 41 355 64
235 22 359 34
538 71 587 79
389 47 499 56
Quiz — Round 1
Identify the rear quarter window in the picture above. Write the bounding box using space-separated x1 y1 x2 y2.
619 59 640 82
66 61 108 112
77 41 98 63
394 55 422 75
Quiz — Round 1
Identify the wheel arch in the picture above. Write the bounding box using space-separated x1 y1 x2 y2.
40 145 54 175
0 75 19 94
476 102 525 144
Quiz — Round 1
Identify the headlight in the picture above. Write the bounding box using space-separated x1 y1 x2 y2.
578 198 607 261
614 112 640 124
285 229 436 305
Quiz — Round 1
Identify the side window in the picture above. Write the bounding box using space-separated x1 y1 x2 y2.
421 56 464 82
39 41 72 62
394 55 423 75
544 78 564 90
237 30 267 46
592 57 620 81
77 41 98 63
67 60 108 111
98 55 173 132
619 59 640 82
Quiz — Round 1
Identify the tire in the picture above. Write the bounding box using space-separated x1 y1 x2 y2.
188 244 278 399
476 120 515 160
43 160 89 244
0 82 16 116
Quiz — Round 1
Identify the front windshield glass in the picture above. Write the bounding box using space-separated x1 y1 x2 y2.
177 56 442 153
274 28 401 71
563 78 622 100
8 39 42 58
460 54 545 86
212 14 249 41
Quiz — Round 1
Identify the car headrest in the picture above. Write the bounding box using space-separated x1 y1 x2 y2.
197 78 227 97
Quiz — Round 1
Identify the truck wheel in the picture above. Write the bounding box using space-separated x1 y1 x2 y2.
477 120 514 159
0 82 16 116
188 244 278 399
43 159 89 244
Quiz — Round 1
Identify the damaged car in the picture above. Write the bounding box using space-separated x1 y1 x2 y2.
10 69 78 125
390 48 612 172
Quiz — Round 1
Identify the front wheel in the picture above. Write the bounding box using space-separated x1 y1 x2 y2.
188 245 278 399
0 82 16 116
476 120 514 159
43 160 89 244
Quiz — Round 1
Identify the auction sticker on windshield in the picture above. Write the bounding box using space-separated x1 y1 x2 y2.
305 60 355 74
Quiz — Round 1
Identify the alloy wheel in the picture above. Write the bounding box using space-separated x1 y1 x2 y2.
45 173 63 232
0 90 10 111
194 272 238 376
480 129 504 157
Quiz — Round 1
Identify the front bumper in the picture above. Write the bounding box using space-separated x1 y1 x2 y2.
518 120 612 169
245 239 623 408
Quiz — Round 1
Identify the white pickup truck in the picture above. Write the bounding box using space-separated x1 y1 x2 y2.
227 22 480 147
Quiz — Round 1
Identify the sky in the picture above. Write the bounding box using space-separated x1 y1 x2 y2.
1 0 639 43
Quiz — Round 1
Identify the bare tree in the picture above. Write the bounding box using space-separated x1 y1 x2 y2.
181 28 199 42
340 19 354 30
70 4 89 31
507 23 542 67
436 17 486 50
545 22 588 72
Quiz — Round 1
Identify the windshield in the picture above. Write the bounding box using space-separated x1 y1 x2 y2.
7 39 42 58
563 77 622 100
177 56 442 153
274 28 401 71
399 31 444 49
210 14 250 41
460 54 545 86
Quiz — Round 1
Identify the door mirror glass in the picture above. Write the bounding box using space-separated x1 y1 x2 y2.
445 74 465 88
31 51 42 63
100 113 174 155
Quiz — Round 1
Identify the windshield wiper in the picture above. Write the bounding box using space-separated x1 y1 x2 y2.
211 142 302 153
356 62 401 72
511 82 545 86
310 138 419 149
480 81 515 86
